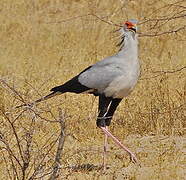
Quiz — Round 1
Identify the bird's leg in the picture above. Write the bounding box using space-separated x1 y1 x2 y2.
101 99 122 170
100 98 139 164
97 95 112 127
104 98 122 126
100 127 138 164
97 95 112 170
102 126 108 171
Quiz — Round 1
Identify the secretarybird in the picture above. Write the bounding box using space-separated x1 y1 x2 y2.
17 19 140 169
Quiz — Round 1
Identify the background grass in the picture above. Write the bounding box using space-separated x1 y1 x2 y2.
0 0 185 179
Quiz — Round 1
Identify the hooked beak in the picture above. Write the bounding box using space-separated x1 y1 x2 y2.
129 25 137 33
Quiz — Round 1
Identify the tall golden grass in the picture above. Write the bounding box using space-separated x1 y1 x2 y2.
0 0 185 179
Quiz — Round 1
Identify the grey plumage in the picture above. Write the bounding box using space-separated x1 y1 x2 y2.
78 23 140 98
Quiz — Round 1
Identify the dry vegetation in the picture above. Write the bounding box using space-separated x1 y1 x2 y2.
0 0 185 179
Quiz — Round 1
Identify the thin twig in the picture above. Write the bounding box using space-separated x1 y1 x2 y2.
139 25 186 37
91 14 122 27
0 79 25 104
28 134 59 180
49 108 66 180
0 110 25 166
144 0 185 19
2 152 12 179
141 66 186 80
139 13 186 25
0 134 22 178
152 66 186 74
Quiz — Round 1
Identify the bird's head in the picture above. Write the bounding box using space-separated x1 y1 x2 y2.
116 19 138 50
123 19 138 33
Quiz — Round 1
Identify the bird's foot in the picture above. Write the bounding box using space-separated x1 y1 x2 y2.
130 154 141 167
100 127 141 166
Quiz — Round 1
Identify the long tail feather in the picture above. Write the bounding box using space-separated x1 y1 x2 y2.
15 91 61 108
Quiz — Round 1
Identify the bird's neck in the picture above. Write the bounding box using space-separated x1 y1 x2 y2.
117 32 138 57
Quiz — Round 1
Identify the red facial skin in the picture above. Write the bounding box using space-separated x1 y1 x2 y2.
124 21 134 29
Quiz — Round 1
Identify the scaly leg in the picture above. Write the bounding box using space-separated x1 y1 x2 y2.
97 95 112 170
100 127 139 164
102 126 108 171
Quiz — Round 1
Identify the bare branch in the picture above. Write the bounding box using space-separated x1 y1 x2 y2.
28 133 59 180
145 0 186 18
22 116 35 180
0 110 25 165
141 66 186 80
152 66 186 74
0 132 22 178
49 108 66 180
12 109 27 124
2 152 12 179
139 25 186 37
0 79 25 104
91 14 121 27
139 13 186 25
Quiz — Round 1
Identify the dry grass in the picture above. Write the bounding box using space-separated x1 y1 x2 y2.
0 0 185 179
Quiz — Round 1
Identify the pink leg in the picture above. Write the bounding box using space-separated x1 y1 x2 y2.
102 126 108 171
100 127 139 164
